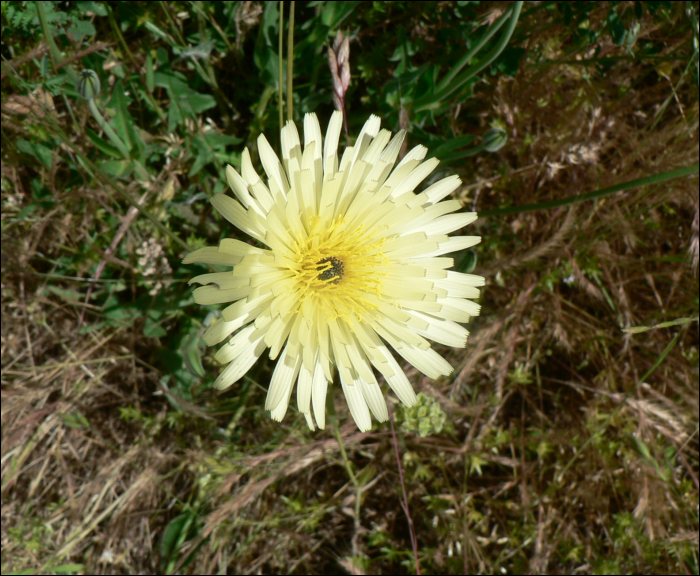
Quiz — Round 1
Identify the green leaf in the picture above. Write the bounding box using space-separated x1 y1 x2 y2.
66 18 95 43
17 139 53 168
145 53 155 93
177 40 216 61
100 160 135 179
144 20 169 41
252 2 282 85
159 510 204 574
104 304 141 327
182 93 218 115
469 454 488 476
313 0 360 28
430 133 477 161
107 80 143 153
173 88 216 119
607 9 627 45
456 250 478 273
78 1 107 16
16 204 38 220
165 88 183 132
160 513 193 569
188 135 214 177
85 127 123 158
58 411 90 430
183 336 205 378
144 318 167 338
155 71 217 125
44 285 83 303
204 132 243 150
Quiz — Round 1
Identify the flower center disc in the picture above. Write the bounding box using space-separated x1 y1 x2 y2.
291 217 389 319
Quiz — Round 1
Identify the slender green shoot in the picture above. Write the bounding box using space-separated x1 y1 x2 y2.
287 1 295 122
479 163 699 217
278 1 285 133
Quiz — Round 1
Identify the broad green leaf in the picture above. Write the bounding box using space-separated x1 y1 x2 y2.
108 79 143 153
17 138 53 168
85 127 123 158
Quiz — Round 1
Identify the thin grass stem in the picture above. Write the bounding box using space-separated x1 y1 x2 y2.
479 163 699 217
105 3 167 124
286 1 295 122
278 1 285 134
387 397 420 575
34 0 79 85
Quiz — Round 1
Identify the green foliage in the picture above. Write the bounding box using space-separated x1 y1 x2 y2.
160 510 205 574
5 0 102 40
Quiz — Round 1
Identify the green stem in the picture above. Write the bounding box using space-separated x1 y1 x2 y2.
279 1 285 133
332 419 364 557
36 1 146 180
286 1 295 122
157 1 232 117
479 163 699 218
332 422 357 486
190 0 235 52
35 0 79 85
105 4 167 124
88 99 132 161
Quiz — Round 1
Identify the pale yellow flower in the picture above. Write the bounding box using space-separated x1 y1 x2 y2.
184 112 484 431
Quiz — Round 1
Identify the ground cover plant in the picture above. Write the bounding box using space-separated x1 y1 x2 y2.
1 1 698 574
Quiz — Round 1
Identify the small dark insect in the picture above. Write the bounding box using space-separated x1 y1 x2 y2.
316 256 344 284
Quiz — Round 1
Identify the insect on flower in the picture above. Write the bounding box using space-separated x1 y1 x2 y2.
184 112 484 431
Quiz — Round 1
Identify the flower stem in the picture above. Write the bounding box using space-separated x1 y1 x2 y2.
387 396 420 575
332 422 357 486
278 1 285 133
332 420 364 556
286 1 295 122
88 99 132 161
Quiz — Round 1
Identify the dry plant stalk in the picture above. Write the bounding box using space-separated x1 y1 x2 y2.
690 201 699 273
328 31 350 137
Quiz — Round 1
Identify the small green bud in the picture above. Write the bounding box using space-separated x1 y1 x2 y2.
482 128 508 152
77 69 101 100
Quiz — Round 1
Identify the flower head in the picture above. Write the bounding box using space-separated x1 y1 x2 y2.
184 112 484 431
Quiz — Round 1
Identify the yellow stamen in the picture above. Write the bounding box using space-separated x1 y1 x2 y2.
289 215 389 321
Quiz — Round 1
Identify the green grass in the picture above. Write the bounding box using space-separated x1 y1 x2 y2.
2 1 698 574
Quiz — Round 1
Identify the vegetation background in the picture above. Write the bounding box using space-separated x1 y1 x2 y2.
2 1 698 574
